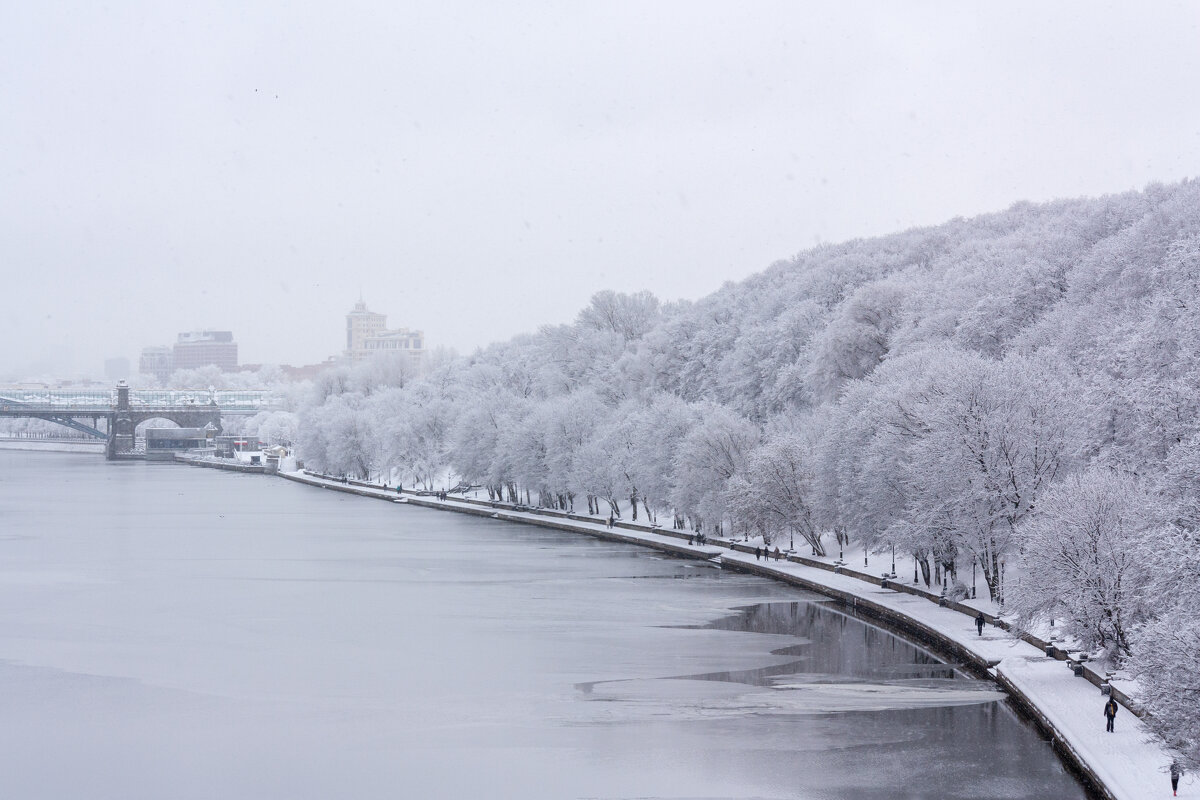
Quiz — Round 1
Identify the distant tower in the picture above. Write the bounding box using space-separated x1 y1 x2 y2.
345 301 388 356
344 300 425 370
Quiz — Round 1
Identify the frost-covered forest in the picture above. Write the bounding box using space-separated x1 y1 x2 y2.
294 180 1200 765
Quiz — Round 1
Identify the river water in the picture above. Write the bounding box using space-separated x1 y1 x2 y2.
0 453 1086 799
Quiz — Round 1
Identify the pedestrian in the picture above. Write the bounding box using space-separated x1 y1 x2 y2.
607 515 614 529
1103 697 1118 732
688 535 694 545
975 612 985 636
774 547 781 561
1171 758 1183 796
755 546 761 561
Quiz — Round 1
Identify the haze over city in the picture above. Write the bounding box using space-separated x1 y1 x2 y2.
5 3 1200 797
4 2 1200 378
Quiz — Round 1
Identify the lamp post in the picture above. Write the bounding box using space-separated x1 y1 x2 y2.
890 544 896 577
972 557 977 600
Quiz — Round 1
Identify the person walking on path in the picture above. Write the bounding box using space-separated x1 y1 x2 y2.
774 547 781 561
755 547 761 561
975 612 985 636
1103 697 1119 732
1171 759 1184 795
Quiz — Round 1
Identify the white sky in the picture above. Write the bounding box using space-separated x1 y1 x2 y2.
3 1 1200 378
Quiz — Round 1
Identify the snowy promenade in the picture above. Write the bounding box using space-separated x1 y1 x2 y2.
281 470 1179 800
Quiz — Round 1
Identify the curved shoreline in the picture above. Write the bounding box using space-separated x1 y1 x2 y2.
279 469 1173 800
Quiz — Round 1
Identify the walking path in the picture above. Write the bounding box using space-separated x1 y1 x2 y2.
280 471 1180 800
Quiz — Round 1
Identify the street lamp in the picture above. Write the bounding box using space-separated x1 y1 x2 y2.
890 544 896 577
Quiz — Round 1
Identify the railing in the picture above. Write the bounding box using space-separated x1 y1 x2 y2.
0 388 281 412
0 390 112 406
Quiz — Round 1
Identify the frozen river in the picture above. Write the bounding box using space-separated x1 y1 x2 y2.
0 453 1087 799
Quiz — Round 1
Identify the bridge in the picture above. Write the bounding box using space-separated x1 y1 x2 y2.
0 384 282 459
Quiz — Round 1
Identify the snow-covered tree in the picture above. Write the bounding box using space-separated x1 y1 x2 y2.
1008 469 1160 658
727 427 824 553
670 404 759 531
1129 521 1200 768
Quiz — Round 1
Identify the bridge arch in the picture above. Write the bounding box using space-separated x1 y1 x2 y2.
127 410 222 434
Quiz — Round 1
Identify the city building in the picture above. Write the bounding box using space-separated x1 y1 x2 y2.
345 301 424 369
173 330 238 371
144 425 217 460
139 346 173 384
346 301 388 355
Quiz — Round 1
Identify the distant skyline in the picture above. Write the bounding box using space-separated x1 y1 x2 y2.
4 2 1200 378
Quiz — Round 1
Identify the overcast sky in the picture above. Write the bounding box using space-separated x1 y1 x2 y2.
4 2 1200 379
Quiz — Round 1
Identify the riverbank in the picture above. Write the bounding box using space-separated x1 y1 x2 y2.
279 469 1179 800
172 452 267 473
0 438 104 454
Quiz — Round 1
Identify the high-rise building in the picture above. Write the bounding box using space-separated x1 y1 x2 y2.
139 346 173 383
345 301 424 369
346 301 387 354
173 330 238 371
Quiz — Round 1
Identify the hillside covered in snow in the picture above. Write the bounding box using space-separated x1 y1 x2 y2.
296 179 1200 766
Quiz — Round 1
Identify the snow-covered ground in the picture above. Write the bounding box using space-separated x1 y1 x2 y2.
288 470 1183 800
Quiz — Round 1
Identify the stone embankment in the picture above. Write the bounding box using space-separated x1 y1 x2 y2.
0 438 104 454
277 469 1172 800
173 453 266 473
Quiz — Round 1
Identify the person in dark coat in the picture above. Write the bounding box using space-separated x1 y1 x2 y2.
975 612 985 636
1171 758 1183 795
1103 697 1118 732
755 547 761 560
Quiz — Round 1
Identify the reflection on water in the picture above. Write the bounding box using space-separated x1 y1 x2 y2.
579 601 1001 720
684 600 960 684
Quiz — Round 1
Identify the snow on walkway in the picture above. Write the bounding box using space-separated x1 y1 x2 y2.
284 471 1179 800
